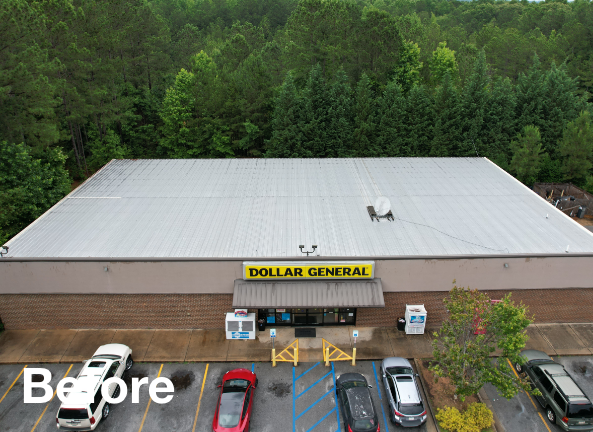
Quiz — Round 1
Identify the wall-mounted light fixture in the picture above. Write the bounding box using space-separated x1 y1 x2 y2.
104 266 109 272
504 263 509 268
299 245 317 256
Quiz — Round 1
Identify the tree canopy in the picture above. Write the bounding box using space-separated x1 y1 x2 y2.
2 0 593 241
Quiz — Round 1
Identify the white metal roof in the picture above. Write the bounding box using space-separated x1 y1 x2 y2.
5 158 593 258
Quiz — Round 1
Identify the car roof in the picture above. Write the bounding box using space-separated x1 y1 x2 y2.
392 377 421 404
346 387 375 420
93 343 129 358
60 374 103 408
538 365 589 401
382 357 412 369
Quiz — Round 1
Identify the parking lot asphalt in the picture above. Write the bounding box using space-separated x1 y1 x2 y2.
484 356 593 432
0 361 430 432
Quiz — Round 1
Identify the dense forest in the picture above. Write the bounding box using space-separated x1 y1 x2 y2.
1 0 593 243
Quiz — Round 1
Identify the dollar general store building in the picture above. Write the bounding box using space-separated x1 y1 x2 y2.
2 158 593 330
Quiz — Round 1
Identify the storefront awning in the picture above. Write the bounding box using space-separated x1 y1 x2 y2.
232 279 385 308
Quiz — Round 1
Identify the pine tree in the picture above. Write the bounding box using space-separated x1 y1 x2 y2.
265 72 306 158
460 50 490 157
352 74 377 157
376 80 406 157
515 54 547 148
510 125 545 186
325 69 354 158
559 111 593 182
405 85 434 157
302 64 330 157
541 62 586 158
432 72 463 157
483 77 517 167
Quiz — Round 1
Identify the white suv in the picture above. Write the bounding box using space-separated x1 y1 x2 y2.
56 344 133 430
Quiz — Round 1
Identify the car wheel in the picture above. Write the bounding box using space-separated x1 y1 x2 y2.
102 403 110 420
255 378 258 388
515 363 522 373
126 355 134 371
389 409 396 424
546 407 556 424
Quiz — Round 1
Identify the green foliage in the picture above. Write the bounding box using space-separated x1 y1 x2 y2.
430 285 533 400
87 129 131 171
394 40 423 94
0 141 70 243
510 125 545 186
436 403 493 432
430 42 459 85
559 111 593 182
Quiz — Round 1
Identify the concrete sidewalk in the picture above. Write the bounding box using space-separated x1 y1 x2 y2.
1 323 592 364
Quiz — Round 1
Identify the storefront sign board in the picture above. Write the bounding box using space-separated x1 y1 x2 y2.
243 261 375 280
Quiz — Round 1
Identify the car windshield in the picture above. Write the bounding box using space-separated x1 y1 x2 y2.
568 403 593 418
353 418 376 430
218 392 245 427
223 379 249 391
399 403 425 415
58 408 88 420
87 361 106 368
341 381 367 389
386 367 413 375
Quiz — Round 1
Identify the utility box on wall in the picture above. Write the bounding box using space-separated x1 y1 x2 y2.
225 312 256 339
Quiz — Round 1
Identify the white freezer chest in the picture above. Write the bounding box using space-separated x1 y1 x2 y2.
405 304 427 335
225 313 256 340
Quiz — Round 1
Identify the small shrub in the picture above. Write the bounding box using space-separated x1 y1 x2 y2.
436 403 493 432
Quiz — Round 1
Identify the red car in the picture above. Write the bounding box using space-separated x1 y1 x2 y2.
213 368 257 432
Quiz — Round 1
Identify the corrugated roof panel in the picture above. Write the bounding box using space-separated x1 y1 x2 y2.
6 158 593 258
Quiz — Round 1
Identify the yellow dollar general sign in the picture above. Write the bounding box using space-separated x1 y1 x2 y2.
243 261 375 280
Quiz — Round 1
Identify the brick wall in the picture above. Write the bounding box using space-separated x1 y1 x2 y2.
1 288 593 330
358 288 593 329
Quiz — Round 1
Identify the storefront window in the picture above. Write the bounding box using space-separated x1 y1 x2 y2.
324 308 339 324
339 308 356 324
266 308 276 324
275 309 292 324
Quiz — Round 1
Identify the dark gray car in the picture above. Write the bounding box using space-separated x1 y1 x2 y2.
380 357 427 427
335 373 380 432
516 349 593 431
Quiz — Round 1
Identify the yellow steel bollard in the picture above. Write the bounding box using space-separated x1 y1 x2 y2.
272 348 276 367
294 345 298 367
352 348 356 366
325 347 330 367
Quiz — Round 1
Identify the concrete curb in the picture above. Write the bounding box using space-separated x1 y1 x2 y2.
478 387 505 432
414 358 440 432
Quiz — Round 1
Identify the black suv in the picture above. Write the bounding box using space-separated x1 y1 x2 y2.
516 349 593 431
335 373 380 432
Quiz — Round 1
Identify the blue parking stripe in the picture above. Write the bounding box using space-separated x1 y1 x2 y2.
331 362 341 432
293 366 296 432
306 407 336 432
297 371 333 399
251 363 254 372
296 388 334 420
372 362 390 432
296 362 320 381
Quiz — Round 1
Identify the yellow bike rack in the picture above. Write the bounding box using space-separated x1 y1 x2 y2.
322 338 356 366
272 339 298 367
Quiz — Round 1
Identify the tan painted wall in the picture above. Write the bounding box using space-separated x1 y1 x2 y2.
1 256 593 294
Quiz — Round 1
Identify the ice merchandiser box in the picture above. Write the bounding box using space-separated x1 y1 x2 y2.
405 304 427 335
225 312 256 339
